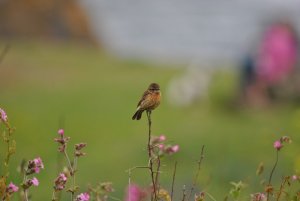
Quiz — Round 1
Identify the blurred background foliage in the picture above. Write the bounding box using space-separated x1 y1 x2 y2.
1 0 300 200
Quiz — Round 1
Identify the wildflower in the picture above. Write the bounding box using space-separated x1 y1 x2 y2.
292 175 299 181
100 182 114 193
27 157 44 175
76 192 90 201
171 145 179 153
54 173 68 191
0 108 8 122
280 136 292 144
6 182 19 194
75 143 87 157
58 129 64 136
75 143 87 151
25 177 39 188
126 184 147 201
195 192 205 201
251 192 266 201
273 140 283 150
158 144 164 150
158 135 166 142
54 129 70 152
31 177 39 186
165 145 180 154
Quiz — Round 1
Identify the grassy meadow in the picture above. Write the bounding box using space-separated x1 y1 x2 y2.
1 41 300 200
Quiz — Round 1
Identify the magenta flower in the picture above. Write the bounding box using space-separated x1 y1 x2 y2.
31 177 39 186
54 173 68 191
165 145 180 154
58 129 64 136
158 144 164 150
273 140 283 150
76 192 90 201
171 145 179 153
33 157 44 170
0 108 7 122
26 157 44 175
6 182 19 194
158 135 166 142
126 184 147 201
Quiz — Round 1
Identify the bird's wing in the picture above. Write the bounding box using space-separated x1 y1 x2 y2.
137 90 150 107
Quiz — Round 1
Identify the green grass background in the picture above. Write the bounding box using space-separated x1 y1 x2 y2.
1 41 300 200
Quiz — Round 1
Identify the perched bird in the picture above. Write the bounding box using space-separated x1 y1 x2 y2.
132 83 161 120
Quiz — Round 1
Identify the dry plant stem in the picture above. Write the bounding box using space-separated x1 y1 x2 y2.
146 110 158 201
154 156 161 197
0 44 9 65
276 177 289 201
182 185 187 201
267 150 279 201
1 121 14 177
171 161 178 201
187 145 205 201
63 149 75 201
23 173 29 201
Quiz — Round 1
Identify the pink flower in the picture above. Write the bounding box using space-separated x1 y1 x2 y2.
164 145 180 155
76 192 90 201
171 145 179 153
158 135 166 142
54 173 68 191
158 144 164 150
27 157 44 175
273 140 283 150
31 177 39 186
251 192 266 201
126 184 147 201
6 182 19 194
32 157 44 173
292 175 299 181
0 108 8 122
58 129 64 136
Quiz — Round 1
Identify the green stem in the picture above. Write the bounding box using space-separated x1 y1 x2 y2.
267 150 279 201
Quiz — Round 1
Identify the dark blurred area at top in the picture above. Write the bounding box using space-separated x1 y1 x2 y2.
0 0 96 44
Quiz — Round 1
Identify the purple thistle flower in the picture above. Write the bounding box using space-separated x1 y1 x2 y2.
273 140 283 150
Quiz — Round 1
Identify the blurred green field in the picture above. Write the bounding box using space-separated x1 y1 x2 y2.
1 41 300 200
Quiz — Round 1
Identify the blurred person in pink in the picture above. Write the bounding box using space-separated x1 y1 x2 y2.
256 21 298 85
240 19 299 106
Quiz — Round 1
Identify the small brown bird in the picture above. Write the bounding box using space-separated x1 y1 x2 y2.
132 83 161 120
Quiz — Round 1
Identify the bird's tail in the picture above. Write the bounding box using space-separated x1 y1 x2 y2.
132 110 143 120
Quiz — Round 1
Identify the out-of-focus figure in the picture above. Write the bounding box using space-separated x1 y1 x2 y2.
167 62 214 107
240 19 300 106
